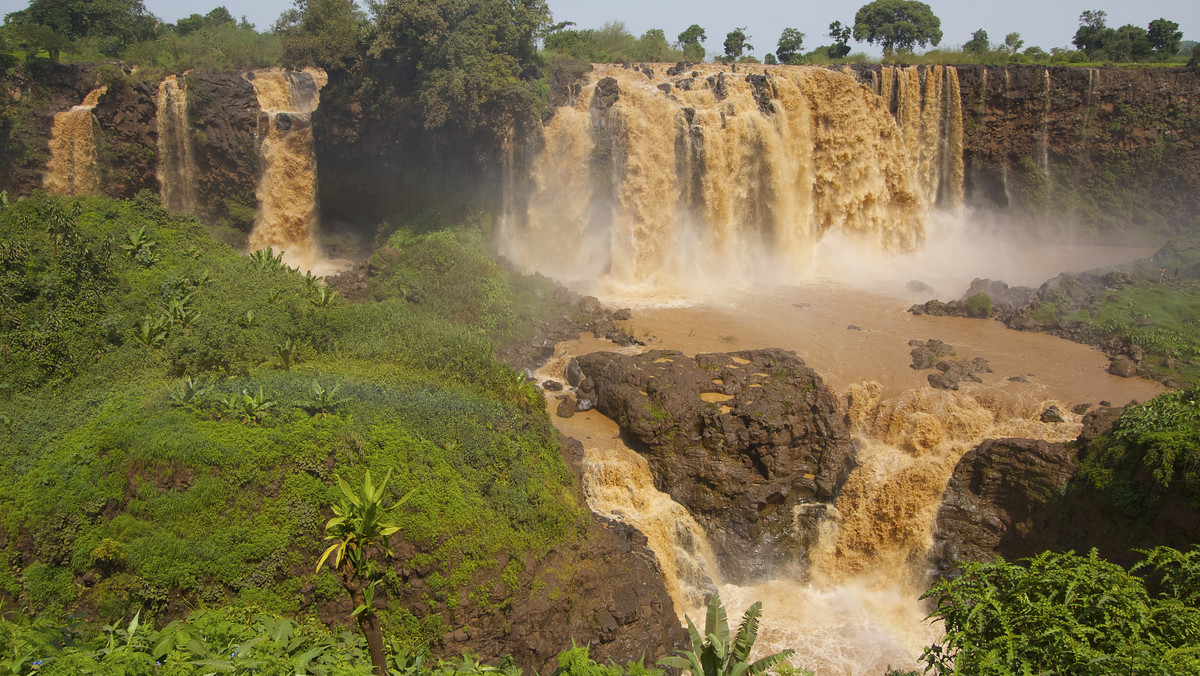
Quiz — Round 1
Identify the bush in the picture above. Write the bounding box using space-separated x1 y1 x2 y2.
965 292 993 318
922 548 1200 674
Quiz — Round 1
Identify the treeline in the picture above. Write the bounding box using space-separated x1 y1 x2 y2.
0 0 279 72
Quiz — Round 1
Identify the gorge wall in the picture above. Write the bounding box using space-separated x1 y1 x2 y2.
6 63 1198 255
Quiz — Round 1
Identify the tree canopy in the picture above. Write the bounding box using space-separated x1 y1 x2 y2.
722 26 752 61
852 0 942 55
775 28 804 64
964 29 989 55
4 0 159 57
1073 11 1178 61
827 21 852 58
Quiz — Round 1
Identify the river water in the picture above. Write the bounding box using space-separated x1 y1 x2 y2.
538 238 1162 675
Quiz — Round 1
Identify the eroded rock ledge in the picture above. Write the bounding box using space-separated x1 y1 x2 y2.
574 348 857 584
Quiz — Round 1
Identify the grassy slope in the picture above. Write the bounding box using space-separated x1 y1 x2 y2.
0 191 582 648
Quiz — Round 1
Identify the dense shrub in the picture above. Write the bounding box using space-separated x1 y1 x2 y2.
965 292 993 318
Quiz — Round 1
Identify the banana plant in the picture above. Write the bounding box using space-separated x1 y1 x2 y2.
133 313 168 349
316 470 416 676
306 381 346 418
250 247 285 271
311 286 339 308
221 387 275 425
169 377 206 406
121 226 156 261
239 309 258 328
659 592 795 676
276 338 297 371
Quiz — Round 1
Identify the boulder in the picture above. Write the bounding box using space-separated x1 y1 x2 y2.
909 339 954 370
1040 405 1065 423
556 396 577 418
574 348 857 583
592 77 620 109
930 438 1078 574
1109 356 1138 378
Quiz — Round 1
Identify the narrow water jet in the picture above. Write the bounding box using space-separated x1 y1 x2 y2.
44 87 107 195
156 74 200 213
245 67 327 271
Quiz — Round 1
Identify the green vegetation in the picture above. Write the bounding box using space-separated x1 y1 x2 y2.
3 2 279 72
541 22 686 64
852 0 943 57
1074 11 1182 62
317 470 413 673
1076 388 1200 516
659 593 796 676
922 547 1200 674
0 192 581 656
964 292 992 319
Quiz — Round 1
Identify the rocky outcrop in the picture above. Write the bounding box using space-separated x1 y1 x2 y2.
956 65 1200 233
94 78 158 197
931 405 1200 574
931 437 1078 574
419 515 684 674
574 348 857 583
186 70 260 234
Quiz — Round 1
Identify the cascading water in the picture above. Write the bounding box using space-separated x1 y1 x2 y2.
44 87 108 195
503 65 963 295
156 74 200 214
245 67 328 271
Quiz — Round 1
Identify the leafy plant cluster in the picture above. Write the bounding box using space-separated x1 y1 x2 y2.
923 547 1200 674
0 604 659 676
0 192 580 652
1 2 279 73
1076 387 1200 514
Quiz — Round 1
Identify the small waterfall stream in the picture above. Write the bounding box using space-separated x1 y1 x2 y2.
245 67 328 271
156 74 200 213
44 87 108 195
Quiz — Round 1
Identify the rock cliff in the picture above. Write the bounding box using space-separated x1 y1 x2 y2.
574 348 857 584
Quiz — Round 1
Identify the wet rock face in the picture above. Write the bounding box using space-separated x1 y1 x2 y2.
186 70 260 231
930 437 1078 576
574 348 857 584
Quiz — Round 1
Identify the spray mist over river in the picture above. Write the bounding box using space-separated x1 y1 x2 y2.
511 63 1164 674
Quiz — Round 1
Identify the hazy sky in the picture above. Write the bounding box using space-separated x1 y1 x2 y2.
1 0 1197 58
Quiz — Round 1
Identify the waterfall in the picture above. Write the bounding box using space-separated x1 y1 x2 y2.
503 64 965 293
245 67 328 271
44 87 108 195
156 75 200 214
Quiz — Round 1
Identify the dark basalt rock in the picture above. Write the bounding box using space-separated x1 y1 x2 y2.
592 77 620 109
575 348 857 583
930 437 1078 575
909 339 954 370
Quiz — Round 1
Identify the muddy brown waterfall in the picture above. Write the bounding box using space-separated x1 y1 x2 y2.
246 68 328 271
44 87 108 196
502 64 964 292
156 75 200 214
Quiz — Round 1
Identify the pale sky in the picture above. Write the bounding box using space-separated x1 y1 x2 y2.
1 0 1197 58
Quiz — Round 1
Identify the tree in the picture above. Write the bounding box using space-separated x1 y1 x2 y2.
638 28 670 62
1147 18 1182 60
852 0 942 56
658 592 795 676
1114 24 1153 61
775 27 804 64
677 23 706 61
4 0 159 55
963 28 989 55
723 26 752 61
1073 10 1113 57
316 470 415 676
1003 32 1024 56
827 20 852 58
276 0 366 72
366 0 550 136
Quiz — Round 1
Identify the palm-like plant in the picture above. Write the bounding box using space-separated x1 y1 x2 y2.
121 226 156 261
659 593 795 676
316 470 415 676
306 381 346 418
